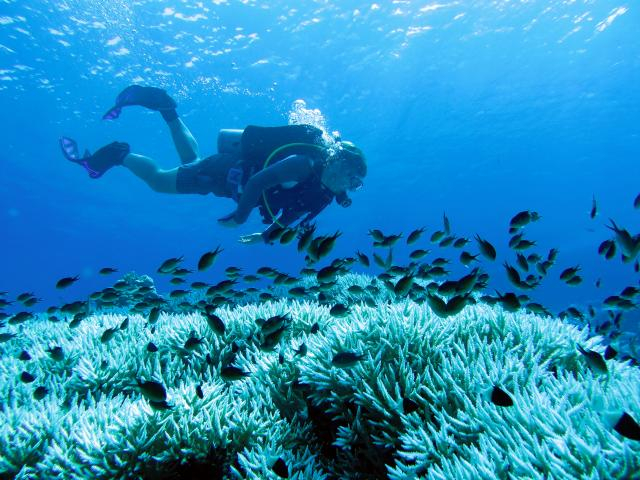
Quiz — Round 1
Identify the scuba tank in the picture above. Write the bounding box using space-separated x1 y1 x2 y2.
217 129 244 156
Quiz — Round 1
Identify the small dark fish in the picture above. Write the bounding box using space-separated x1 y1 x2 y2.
604 345 617 360
19 350 31 361
99 267 118 275
620 286 640 299
577 345 607 374
317 265 340 283
220 366 250 381
514 239 536 250
149 400 172 411
67 315 81 329
407 227 425 245
317 231 342 259
272 457 289 478
33 386 48 400
606 219 640 260
613 412 640 441
426 293 448 318
560 266 580 281
403 397 420 414
634 193 640 209
460 251 479 266
157 256 184 274
173 268 193 277
332 351 364 368
509 210 540 230
260 314 290 336
101 327 118 343
516 253 529 271
329 303 350 318
525 302 551 316
260 326 288 352
279 228 298 245
198 245 223 272
590 195 597 219
372 252 387 269
137 379 167 402
9 311 35 324
394 275 414 297
0 332 17 343
504 262 524 289
148 307 161 324
56 275 79 289
409 249 429 260
46 346 64 361
598 239 615 258
170 277 186 285
297 224 316 252
288 286 307 298
294 343 307 357
119 316 129 330
566 275 583 286
475 234 497 260
195 384 204 399
20 371 36 383
147 342 158 353
23 297 41 307
438 236 455 248
310 322 320 334
430 230 445 243
490 386 513 407
443 212 451 234
205 312 225 335
453 237 469 248
495 291 520 312
368 229 385 242
356 250 370 267
169 289 190 299
184 336 204 351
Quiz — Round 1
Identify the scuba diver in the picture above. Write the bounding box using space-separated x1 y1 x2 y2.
60 85 366 244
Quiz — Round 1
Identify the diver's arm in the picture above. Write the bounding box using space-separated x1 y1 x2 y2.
232 155 313 224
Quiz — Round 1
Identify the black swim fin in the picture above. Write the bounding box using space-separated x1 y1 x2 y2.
102 85 177 120
60 137 130 178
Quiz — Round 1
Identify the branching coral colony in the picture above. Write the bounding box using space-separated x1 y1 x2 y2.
0 273 639 479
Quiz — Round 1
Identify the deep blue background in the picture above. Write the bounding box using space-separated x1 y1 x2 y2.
1 1 638 327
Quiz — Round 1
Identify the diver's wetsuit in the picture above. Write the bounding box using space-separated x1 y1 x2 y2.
176 149 333 241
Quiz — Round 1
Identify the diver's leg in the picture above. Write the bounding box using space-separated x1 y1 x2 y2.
165 117 200 165
122 154 178 193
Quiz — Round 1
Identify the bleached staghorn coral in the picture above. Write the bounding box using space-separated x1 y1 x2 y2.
0 273 638 479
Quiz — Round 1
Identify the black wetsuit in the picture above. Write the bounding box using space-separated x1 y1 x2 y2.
175 124 335 240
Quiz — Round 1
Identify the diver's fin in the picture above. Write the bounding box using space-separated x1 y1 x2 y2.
61 139 130 179
102 85 177 120
59 136 80 162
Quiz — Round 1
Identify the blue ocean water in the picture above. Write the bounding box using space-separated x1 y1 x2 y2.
0 1 638 330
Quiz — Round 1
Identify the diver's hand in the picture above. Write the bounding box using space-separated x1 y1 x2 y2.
218 212 239 228
239 233 264 245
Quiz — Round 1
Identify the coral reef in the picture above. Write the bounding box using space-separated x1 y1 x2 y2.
0 274 639 479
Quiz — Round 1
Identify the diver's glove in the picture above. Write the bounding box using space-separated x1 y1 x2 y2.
239 233 264 245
